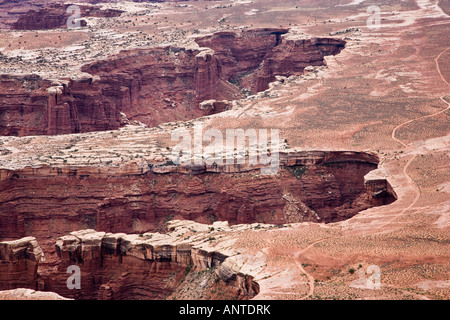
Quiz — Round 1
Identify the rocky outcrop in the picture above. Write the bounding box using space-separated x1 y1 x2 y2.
46 80 81 135
41 227 258 300
0 237 43 290
0 74 49 136
0 288 71 300
0 224 260 300
0 151 396 244
250 37 346 92
0 73 120 136
10 4 122 30
80 6 124 18
11 6 70 30
364 169 397 206
199 99 232 112
195 29 288 94
0 29 345 136
78 45 236 129
195 30 346 93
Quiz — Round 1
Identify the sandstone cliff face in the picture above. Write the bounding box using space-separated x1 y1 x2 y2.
195 29 288 94
10 4 122 30
0 225 259 300
195 30 346 93
43 227 258 300
250 37 346 92
46 80 81 135
0 74 49 136
364 169 397 206
0 29 345 136
78 46 234 128
0 151 396 245
0 237 42 290
0 148 395 300
11 6 69 30
0 74 121 136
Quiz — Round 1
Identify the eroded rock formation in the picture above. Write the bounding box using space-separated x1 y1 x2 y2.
195 30 345 93
0 236 42 290
0 29 345 136
47 228 257 300
0 151 396 246
0 288 71 300
10 4 123 30
1 225 260 300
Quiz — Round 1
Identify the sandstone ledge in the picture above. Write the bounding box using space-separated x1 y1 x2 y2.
53 222 262 298
0 150 380 179
0 288 71 300
0 237 43 290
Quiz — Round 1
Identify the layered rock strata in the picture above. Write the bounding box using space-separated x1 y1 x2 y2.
1 224 260 300
43 227 259 300
0 288 71 300
0 151 396 244
195 30 345 93
0 236 42 290
10 4 123 30
0 29 345 136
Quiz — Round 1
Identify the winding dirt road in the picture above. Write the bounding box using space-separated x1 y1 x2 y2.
291 46 450 300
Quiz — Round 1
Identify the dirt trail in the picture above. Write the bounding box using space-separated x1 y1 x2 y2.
293 238 329 299
388 47 450 224
435 47 450 86
391 45 450 146
289 47 450 300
